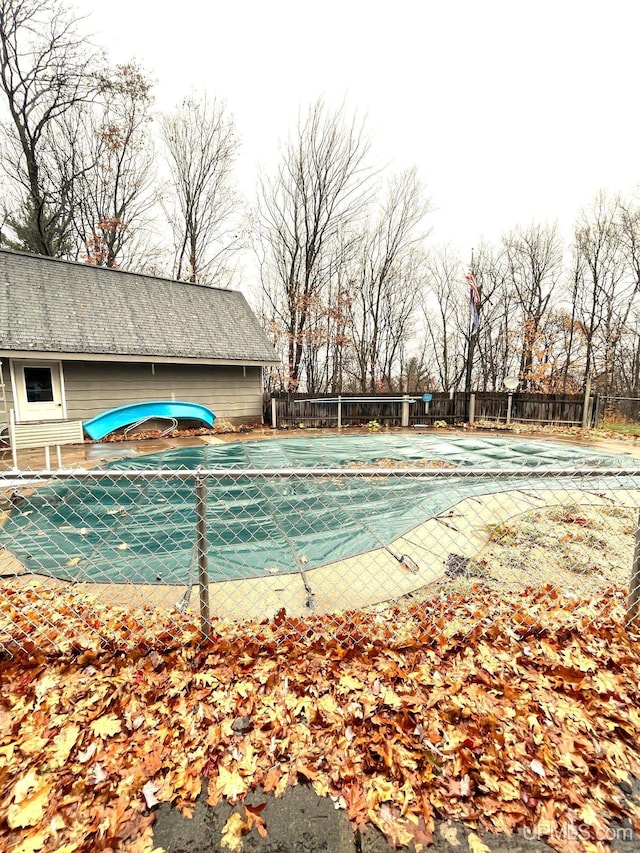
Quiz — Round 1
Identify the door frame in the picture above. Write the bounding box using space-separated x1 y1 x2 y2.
10 359 67 422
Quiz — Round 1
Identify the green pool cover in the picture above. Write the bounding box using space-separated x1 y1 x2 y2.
2 434 637 585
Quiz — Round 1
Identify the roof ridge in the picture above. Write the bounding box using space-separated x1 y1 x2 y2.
0 247 237 295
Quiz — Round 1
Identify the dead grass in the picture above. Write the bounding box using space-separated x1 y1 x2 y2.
456 503 635 596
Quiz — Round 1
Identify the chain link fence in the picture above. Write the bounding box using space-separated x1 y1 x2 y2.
2 464 640 658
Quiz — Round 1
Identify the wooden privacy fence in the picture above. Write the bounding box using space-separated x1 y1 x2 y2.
471 392 587 426
266 391 589 429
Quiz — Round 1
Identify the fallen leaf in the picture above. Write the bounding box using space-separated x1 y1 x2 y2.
338 675 364 692
52 724 80 766
245 802 268 838
3 577 640 853
89 763 108 784
12 830 50 852
11 769 40 804
7 781 51 828
460 774 471 798
530 759 546 778
468 831 491 853
142 780 160 809
262 766 281 793
221 812 248 851
19 735 49 756
439 823 460 845
216 766 248 801
90 714 122 738
77 743 97 763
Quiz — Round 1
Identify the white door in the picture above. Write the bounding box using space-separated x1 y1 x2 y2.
13 361 65 421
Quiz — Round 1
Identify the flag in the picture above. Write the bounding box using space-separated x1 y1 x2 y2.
466 270 480 334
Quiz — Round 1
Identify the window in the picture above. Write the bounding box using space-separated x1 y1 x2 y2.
24 367 54 403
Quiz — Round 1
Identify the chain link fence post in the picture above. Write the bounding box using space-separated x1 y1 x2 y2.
195 475 211 640
627 509 640 624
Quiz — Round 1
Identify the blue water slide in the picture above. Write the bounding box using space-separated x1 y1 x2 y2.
83 401 216 440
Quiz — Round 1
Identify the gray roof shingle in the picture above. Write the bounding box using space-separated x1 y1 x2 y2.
0 250 278 363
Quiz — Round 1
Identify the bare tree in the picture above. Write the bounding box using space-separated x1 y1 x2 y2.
0 0 99 255
472 244 518 390
618 310 640 395
68 63 157 268
560 249 587 392
161 94 239 284
503 222 563 388
299 233 357 393
257 99 373 390
619 195 640 292
573 192 632 391
618 198 640 394
348 169 430 392
423 246 466 391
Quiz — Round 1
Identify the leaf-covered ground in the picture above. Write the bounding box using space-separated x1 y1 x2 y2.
446 504 636 600
2 583 640 852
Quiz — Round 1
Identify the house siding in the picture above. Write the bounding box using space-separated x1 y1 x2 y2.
61 361 263 424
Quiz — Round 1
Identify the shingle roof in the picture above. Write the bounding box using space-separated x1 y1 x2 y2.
0 250 278 363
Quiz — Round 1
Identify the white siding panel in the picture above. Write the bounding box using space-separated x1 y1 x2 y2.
12 419 84 450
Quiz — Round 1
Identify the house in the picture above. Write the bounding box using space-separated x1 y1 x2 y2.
0 249 278 430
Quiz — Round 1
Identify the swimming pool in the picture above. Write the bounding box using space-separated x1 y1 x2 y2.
2 434 637 584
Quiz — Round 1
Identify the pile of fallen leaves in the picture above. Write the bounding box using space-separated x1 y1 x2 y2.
471 421 640 443
344 457 456 470
86 426 218 444
87 422 259 444
2 586 640 852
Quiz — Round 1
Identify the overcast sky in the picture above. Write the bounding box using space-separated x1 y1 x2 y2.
76 0 640 257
